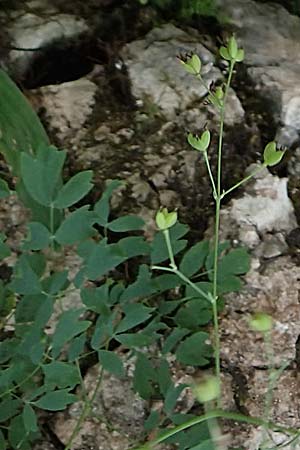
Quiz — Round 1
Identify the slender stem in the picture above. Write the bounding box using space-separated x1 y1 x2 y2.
196 74 216 100
204 151 217 199
211 60 235 407
134 409 299 450
163 229 176 269
64 367 104 450
152 265 212 303
212 196 221 403
220 165 265 199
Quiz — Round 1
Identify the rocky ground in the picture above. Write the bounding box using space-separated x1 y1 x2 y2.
1 0 300 449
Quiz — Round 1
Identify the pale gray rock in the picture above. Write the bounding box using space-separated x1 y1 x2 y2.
122 23 244 121
276 125 299 148
229 165 296 235
7 10 88 77
219 0 300 134
36 78 97 142
219 0 300 67
248 64 300 131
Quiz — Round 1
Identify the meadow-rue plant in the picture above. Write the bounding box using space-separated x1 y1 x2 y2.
0 33 294 450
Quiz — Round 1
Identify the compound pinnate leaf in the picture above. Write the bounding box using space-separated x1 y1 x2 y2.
98 350 125 378
164 384 187 415
52 309 91 358
53 170 93 209
42 361 80 389
116 332 154 348
68 332 86 362
133 353 157 399
0 397 22 422
157 359 172 396
33 389 77 411
179 240 209 277
22 222 51 250
174 299 212 329
144 410 160 432
94 179 123 226
162 327 190 354
176 332 212 366
10 255 42 295
55 206 97 245
116 304 155 333
20 147 66 206
22 404 38 433
86 240 125 280
8 414 31 450
117 236 150 258
107 215 144 232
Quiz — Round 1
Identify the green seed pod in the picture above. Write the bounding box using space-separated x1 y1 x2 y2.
187 131 210 152
155 207 178 230
249 312 273 333
193 376 220 403
235 48 245 62
180 54 201 75
200 129 211 151
228 36 238 60
219 46 230 61
263 141 285 167
215 86 224 100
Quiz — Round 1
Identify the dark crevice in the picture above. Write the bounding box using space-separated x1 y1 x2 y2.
20 36 106 89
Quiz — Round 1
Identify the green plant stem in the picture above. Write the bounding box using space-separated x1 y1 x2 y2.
163 229 176 269
152 264 212 303
134 409 299 450
211 60 235 407
204 151 217 198
220 165 265 199
196 74 216 99
64 367 104 450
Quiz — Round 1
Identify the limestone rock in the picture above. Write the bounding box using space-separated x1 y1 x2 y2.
36 78 97 142
229 165 296 235
122 23 242 121
7 9 88 78
220 0 300 134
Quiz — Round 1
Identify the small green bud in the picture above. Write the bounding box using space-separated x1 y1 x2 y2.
228 36 238 59
215 86 224 100
249 312 273 333
220 37 244 63
179 53 201 75
155 207 178 230
263 141 285 167
187 129 211 152
235 48 245 62
193 376 220 403
219 46 230 61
